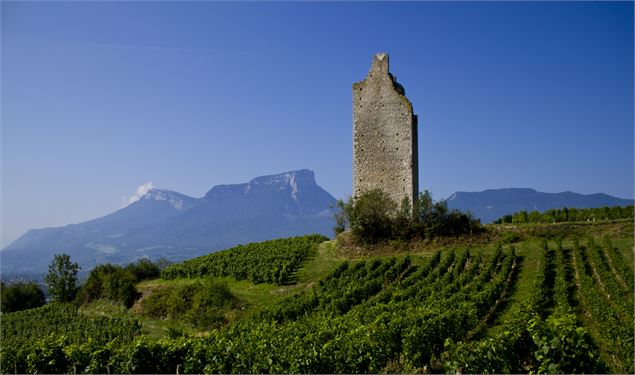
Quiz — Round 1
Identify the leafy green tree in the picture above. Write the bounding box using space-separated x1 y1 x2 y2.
527 210 541 222
0 281 46 312
335 189 481 244
417 190 435 224
393 197 414 239
350 189 397 244
45 254 79 303
494 205 633 224
125 258 161 281
77 263 141 308
512 211 528 223
334 197 355 234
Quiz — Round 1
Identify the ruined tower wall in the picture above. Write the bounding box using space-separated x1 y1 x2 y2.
353 53 419 207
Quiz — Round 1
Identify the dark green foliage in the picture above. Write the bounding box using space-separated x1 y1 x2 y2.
0 303 140 374
494 205 634 224
45 254 79 303
500 231 522 243
140 281 237 329
2 250 519 374
335 189 482 244
346 189 398 243
416 193 481 237
77 259 163 308
124 258 162 281
553 240 576 314
530 241 556 317
0 282 45 312
528 313 603 374
77 264 137 308
161 235 326 284
573 238 634 372
443 237 631 374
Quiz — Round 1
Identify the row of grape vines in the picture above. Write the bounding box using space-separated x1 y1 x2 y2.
0 303 141 374
2 248 518 374
161 234 326 284
444 238 634 374
573 237 634 373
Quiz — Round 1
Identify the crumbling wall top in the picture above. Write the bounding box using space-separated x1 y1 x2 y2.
370 53 389 76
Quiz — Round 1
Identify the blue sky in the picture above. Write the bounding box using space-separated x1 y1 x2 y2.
2 1 633 247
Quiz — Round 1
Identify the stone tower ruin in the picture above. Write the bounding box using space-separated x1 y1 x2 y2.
353 53 419 207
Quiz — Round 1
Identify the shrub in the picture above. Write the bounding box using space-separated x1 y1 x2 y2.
501 231 522 244
0 282 46 312
140 281 237 329
77 259 165 308
335 189 482 244
351 189 398 244
125 259 161 281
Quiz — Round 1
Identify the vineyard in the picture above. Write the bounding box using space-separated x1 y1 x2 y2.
161 235 327 284
1 224 633 374
445 237 634 373
0 303 141 374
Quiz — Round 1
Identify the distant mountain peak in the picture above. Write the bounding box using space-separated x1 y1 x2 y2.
247 169 316 200
141 188 196 210
206 169 319 200
249 169 316 185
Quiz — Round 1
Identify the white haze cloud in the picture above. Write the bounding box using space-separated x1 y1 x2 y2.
121 182 153 207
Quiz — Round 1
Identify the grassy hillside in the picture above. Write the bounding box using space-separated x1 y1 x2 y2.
2 222 633 374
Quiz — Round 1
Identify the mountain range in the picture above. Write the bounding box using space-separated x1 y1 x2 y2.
2 170 632 277
446 188 633 224
1 169 336 276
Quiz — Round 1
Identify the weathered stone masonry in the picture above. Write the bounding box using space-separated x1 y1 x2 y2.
353 53 419 207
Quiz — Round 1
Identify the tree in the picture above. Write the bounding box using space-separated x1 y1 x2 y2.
335 189 481 244
528 210 541 223
0 281 46 312
417 190 435 224
350 189 397 244
512 211 528 224
45 254 79 303
393 197 415 240
77 263 138 308
334 197 355 234
125 259 161 281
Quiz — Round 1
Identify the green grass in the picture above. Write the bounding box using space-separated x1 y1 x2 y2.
613 236 634 264
487 240 546 333
296 240 342 283
133 241 345 327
